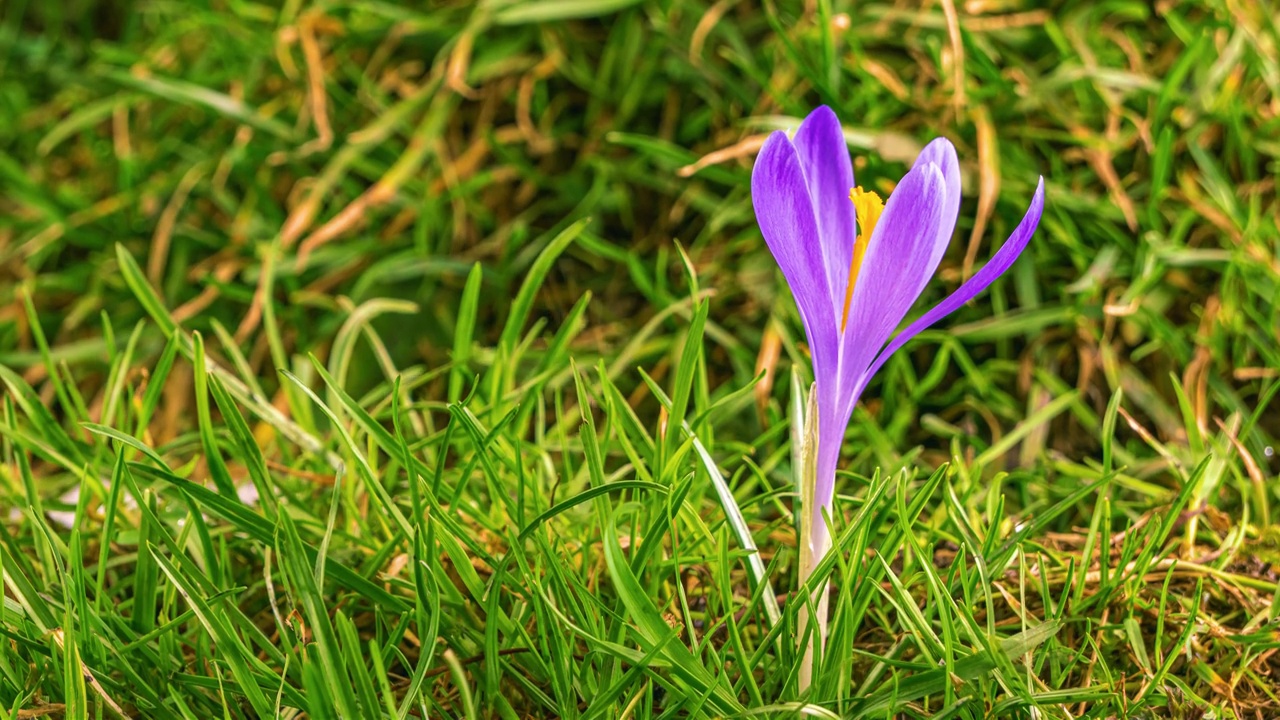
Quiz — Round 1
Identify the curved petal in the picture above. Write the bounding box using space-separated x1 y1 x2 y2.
836 161 950 414
855 177 1046 397
866 138 961 319
793 106 856 318
913 137 962 271
751 130 841 399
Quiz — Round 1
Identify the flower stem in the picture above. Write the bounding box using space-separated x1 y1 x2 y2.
795 387 828 692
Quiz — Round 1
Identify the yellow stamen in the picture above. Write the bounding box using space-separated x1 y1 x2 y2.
841 186 885 330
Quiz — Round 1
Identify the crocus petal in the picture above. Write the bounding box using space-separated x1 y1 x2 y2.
836 161 950 415
886 138 962 321
751 131 841 400
855 177 1046 397
792 106 856 319
913 137 962 248
809 387 846 555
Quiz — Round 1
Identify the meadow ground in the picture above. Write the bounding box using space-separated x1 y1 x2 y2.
2 1 1279 718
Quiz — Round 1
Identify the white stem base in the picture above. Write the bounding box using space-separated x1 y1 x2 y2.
796 574 829 691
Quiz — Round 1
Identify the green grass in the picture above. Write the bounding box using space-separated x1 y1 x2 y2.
2 0 1280 717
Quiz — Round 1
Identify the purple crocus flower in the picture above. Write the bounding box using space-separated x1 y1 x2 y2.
751 106 1045 562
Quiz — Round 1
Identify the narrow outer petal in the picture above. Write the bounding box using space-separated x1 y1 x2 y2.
835 161 950 418
792 106 856 319
854 177 1046 399
751 131 841 408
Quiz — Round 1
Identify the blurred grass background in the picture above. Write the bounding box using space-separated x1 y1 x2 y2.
2 0 1279 717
